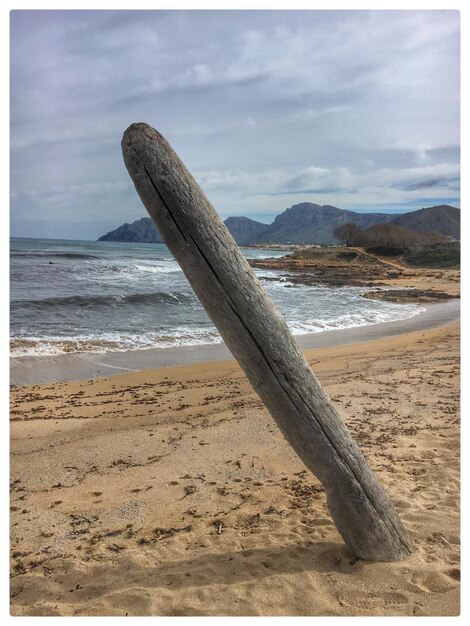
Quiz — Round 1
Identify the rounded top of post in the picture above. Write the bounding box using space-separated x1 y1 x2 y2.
122 122 168 154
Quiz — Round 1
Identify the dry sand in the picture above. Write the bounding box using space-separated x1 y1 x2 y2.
10 321 460 616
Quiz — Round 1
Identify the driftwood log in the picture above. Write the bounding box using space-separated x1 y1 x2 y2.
121 122 413 561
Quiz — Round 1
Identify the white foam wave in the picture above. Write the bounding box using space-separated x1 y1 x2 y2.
10 327 223 358
11 302 425 358
133 262 181 274
289 304 424 335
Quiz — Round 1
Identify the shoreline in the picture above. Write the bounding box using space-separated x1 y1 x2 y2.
10 299 459 386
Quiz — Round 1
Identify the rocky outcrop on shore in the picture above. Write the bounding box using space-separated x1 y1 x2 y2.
362 289 457 304
249 246 460 301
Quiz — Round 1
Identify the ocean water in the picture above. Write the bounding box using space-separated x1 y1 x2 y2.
10 237 424 357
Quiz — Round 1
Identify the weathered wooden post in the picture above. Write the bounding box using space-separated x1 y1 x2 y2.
121 122 413 561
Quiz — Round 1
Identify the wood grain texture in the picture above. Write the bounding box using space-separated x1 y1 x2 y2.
121 122 413 561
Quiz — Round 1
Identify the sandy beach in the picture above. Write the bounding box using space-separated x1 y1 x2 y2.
10 319 460 616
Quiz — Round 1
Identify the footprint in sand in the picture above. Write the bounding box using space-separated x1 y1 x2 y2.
411 571 459 594
338 591 408 610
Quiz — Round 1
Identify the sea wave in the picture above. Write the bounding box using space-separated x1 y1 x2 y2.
10 251 104 260
76 261 183 280
10 303 425 358
10 290 196 310
133 262 181 274
289 305 424 335
10 327 222 357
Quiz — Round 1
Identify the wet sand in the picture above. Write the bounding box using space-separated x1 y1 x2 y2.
10 320 460 616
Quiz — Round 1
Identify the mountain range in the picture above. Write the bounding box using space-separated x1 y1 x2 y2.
98 203 460 245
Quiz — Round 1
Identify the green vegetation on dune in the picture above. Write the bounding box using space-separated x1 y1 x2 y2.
403 242 460 268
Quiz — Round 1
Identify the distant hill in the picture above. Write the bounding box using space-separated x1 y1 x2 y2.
98 216 268 245
391 205 460 240
248 203 396 244
98 203 460 245
98 217 163 243
223 216 270 244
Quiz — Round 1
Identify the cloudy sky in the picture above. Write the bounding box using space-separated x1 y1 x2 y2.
10 9 460 240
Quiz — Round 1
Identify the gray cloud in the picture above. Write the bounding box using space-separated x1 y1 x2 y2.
406 178 445 191
10 9 460 240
